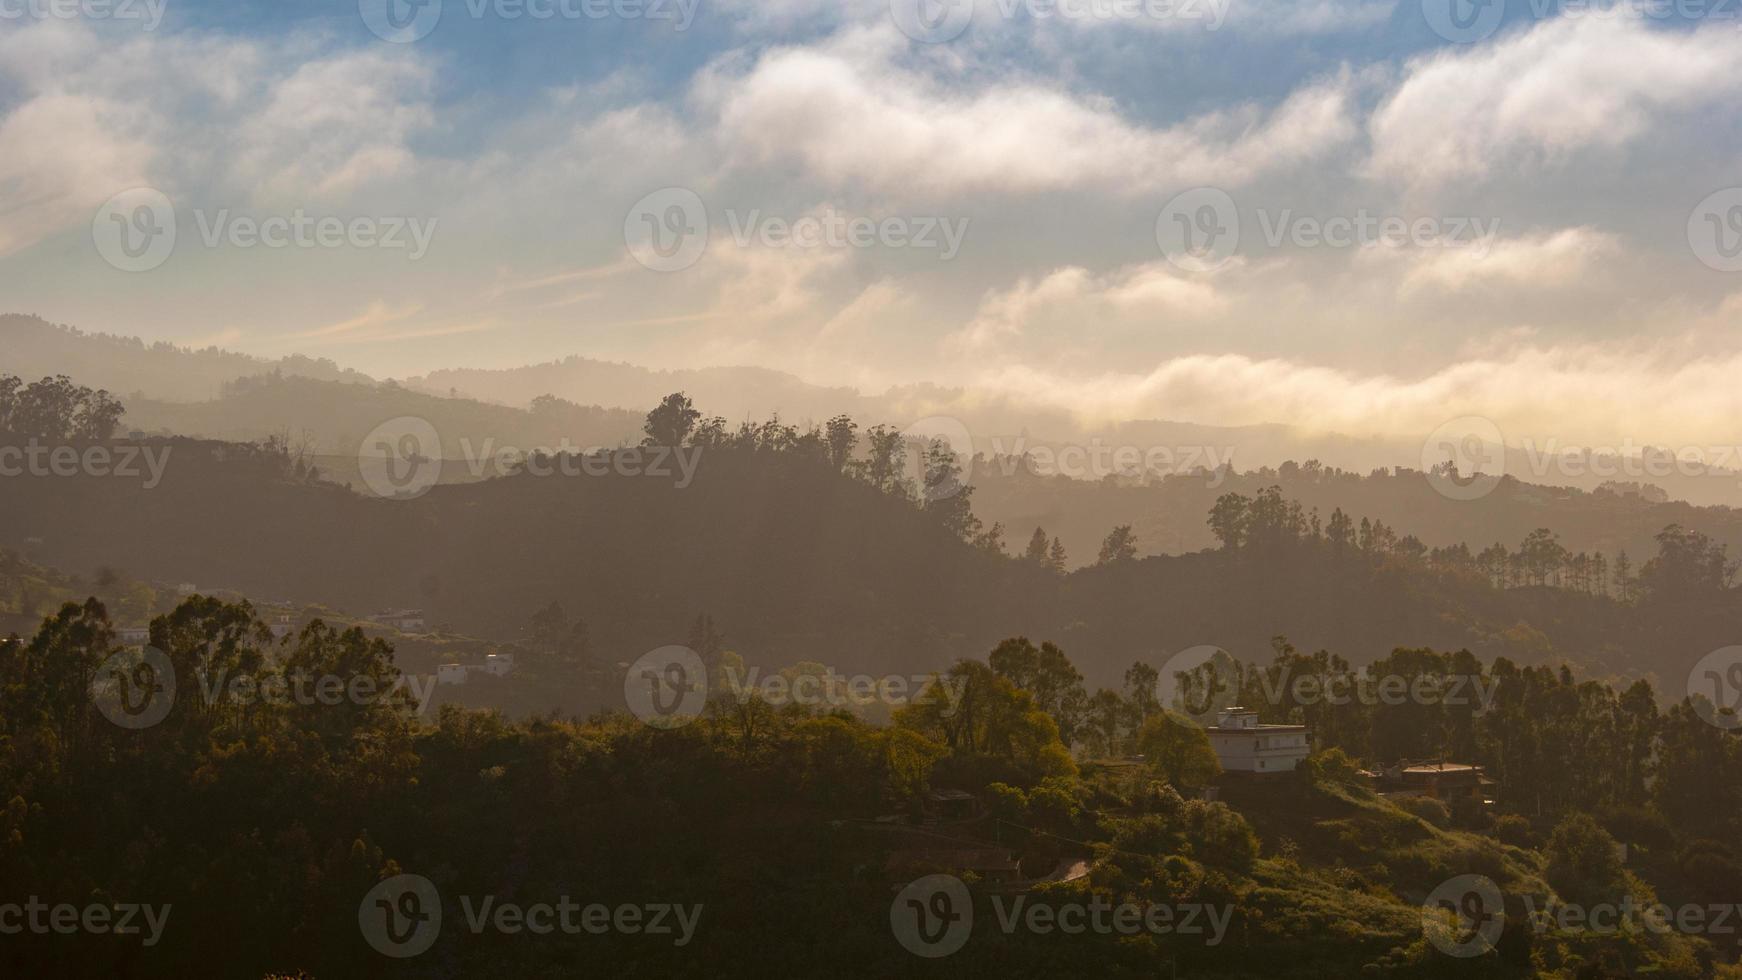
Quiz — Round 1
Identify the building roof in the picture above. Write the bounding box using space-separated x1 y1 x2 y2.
1206 723 1308 733
1402 762 1482 774
884 849 1019 875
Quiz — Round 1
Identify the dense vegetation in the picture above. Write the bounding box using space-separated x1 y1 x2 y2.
2 596 1737 977
5 376 1742 977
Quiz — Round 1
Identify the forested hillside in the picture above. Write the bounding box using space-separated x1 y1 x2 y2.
4 388 1739 695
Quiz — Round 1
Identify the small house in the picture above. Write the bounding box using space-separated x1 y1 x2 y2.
1206 707 1311 774
884 848 1021 886
372 609 427 632
1388 762 1494 803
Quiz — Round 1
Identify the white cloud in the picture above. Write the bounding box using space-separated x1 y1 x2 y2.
0 21 437 258
1365 226 1623 296
233 50 435 204
950 260 1228 353
965 340 1742 449
698 29 1358 197
1368 13 1742 191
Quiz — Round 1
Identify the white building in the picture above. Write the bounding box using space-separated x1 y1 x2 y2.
372 609 427 632
436 652 515 686
1206 707 1310 774
116 626 150 646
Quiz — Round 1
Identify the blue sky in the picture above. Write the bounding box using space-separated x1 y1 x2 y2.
2 0 1742 446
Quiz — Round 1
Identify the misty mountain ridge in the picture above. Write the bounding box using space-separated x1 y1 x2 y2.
9 312 1742 511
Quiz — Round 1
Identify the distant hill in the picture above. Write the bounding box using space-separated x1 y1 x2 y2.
122 373 645 482
970 458 1742 570
0 313 370 401
3 432 1737 695
410 356 880 426
10 313 1741 506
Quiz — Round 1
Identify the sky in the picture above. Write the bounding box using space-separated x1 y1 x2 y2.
3 0 1742 446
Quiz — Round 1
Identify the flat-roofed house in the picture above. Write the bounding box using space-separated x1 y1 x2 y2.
1205 707 1311 774
1393 762 1494 803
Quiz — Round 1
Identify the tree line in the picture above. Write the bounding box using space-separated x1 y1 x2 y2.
0 373 125 440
